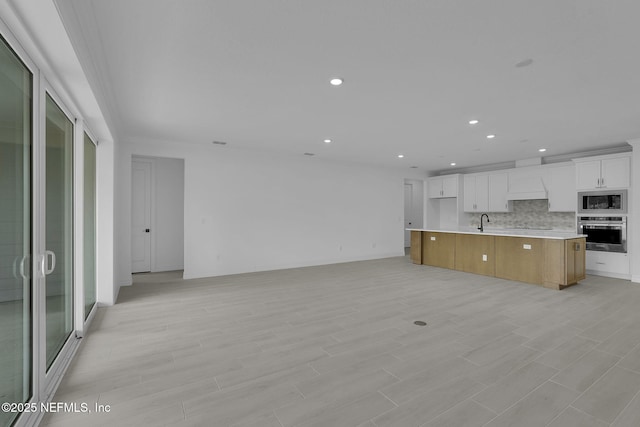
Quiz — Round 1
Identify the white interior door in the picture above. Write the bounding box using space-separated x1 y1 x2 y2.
132 160 151 273
404 183 413 247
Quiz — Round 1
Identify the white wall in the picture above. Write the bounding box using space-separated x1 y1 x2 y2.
116 140 132 287
96 139 116 305
439 199 459 229
116 139 425 283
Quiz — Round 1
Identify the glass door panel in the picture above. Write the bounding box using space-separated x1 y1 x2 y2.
84 134 96 319
0 35 32 427
44 95 73 371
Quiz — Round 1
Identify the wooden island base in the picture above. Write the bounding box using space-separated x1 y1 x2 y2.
410 230 586 290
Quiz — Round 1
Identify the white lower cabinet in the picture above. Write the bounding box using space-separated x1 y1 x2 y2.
586 251 630 279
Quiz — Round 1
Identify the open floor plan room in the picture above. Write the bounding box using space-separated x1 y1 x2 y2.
3 2 640 426
42 257 640 427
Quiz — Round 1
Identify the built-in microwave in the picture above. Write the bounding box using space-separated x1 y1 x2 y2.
577 190 627 214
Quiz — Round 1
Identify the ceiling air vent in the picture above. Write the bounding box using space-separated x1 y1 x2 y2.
303 152 315 156
212 140 227 145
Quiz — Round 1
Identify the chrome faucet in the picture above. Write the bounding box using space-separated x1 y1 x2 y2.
478 213 490 232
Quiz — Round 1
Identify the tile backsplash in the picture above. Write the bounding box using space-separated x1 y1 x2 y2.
466 199 576 231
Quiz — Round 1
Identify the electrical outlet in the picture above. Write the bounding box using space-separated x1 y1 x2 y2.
523 244 532 250
482 254 487 261
431 236 436 241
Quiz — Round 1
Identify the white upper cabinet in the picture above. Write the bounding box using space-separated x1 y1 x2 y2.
488 172 511 212
575 160 601 190
427 179 442 199
428 175 458 198
575 155 630 190
441 175 458 197
463 174 488 212
600 157 630 188
546 164 576 212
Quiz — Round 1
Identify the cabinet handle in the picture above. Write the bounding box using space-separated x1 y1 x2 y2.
601 177 605 187
548 202 551 210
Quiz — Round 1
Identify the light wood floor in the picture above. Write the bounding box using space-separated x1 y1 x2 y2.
40 256 640 427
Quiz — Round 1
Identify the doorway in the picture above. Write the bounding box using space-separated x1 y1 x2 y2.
403 179 424 248
131 156 185 274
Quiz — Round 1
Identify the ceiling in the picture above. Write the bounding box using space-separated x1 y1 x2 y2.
55 0 640 172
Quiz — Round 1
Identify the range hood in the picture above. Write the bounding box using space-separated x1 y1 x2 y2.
506 176 548 200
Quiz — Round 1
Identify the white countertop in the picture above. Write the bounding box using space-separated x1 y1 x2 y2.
407 227 586 240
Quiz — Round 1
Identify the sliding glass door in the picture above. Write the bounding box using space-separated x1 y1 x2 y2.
1 24 98 427
0 35 33 427
44 94 74 371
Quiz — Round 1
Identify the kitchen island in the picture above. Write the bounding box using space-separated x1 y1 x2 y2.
409 228 586 290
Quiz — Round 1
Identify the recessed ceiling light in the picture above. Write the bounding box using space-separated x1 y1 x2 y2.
515 58 534 68
486 134 496 139
330 78 343 86
323 139 331 143
398 154 404 158
450 162 456 166
538 148 547 152
469 119 479 125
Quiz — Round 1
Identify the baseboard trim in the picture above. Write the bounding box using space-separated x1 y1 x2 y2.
183 252 405 280
586 269 631 280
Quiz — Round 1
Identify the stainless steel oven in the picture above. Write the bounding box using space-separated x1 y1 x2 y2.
577 216 627 253
578 190 627 214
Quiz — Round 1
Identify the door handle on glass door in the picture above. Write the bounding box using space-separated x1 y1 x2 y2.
145 228 150 233
18 255 30 279
44 250 56 275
